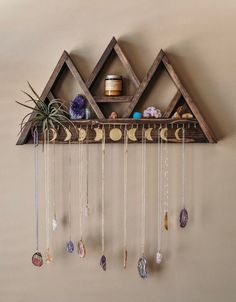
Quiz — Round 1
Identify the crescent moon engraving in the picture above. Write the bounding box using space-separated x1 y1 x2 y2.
160 127 168 141
78 128 87 142
64 127 72 142
175 128 182 141
145 128 153 141
50 128 57 142
109 128 122 141
94 128 103 142
127 128 137 141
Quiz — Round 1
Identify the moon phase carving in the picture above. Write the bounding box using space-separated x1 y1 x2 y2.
160 127 168 141
127 128 137 141
175 127 183 141
94 127 103 142
109 128 122 141
50 128 57 142
64 127 72 142
78 128 87 142
145 128 153 141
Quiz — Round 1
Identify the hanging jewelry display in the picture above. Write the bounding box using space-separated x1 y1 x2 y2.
52 139 58 232
78 128 86 258
137 126 148 279
162 126 169 231
32 128 43 267
156 126 163 264
179 126 188 228
100 126 106 271
44 129 53 263
123 126 128 268
66 134 74 253
84 126 90 217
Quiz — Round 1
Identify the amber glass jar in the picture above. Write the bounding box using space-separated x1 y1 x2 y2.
105 75 122 96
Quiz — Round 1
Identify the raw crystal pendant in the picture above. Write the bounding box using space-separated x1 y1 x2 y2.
100 255 106 271
52 217 58 231
123 249 127 269
66 240 74 253
84 205 90 217
179 208 188 228
78 240 86 258
32 252 43 267
164 211 169 230
137 256 148 279
46 249 53 263
156 251 162 264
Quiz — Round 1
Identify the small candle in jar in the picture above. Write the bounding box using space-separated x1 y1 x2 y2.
105 75 122 96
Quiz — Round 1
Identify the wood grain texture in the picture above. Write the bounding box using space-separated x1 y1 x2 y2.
163 89 182 118
123 50 165 118
161 54 217 143
94 96 132 103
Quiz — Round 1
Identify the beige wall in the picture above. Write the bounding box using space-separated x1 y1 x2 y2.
1 0 236 301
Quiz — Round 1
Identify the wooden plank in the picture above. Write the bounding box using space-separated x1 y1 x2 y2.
86 37 117 89
65 55 105 119
94 96 132 103
123 50 165 118
163 89 182 118
16 51 69 145
161 54 217 143
114 43 140 88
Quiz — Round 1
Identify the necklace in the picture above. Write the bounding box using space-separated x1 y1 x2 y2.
179 126 188 228
32 128 43 267
84 126 90 217
66 139 74 253
123 126 128 268
78 131 86 258
163 126 169 231
52 140 58 231
137 126 148 279
156 126 163 264
44 129 53 263
100 126 106 271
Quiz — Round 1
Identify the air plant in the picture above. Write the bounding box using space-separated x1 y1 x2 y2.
17 82 74 134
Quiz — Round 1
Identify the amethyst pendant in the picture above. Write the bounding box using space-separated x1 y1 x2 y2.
66 240 74 253
179 208 188 228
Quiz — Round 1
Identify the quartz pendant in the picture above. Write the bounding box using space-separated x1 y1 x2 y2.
32 252 43 267
100 255 106 271
66 240 74 253
52 217 58 231
156 251 162 264
179 208 188 228
164 211 169 230
137 256 148 279
46 249 53 263
78 240 86 258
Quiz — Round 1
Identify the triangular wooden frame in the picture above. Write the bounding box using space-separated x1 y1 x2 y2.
86 37 140 90
124 50 216 143
16 51 104 145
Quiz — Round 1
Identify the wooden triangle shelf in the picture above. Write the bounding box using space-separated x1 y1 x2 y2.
16 37 217 145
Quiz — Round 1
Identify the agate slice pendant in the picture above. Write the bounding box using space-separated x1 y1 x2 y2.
137 256 148 279
179 208 188 228
100 255 106 271
66 240 74 253
32 251 43 267
164 211 169 230
78 240 86 258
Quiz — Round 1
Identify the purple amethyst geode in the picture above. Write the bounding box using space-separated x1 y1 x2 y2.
69 95 86 119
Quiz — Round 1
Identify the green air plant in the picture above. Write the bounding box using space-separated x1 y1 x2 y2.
17 82 74 135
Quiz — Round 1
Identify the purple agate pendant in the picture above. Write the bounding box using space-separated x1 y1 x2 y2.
179 208 188 228
100 255 106 271
32 252 43 267
66 240 74 253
